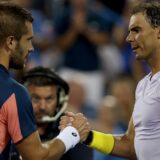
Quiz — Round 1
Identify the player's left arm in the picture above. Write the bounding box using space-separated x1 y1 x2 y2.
84 118 137 160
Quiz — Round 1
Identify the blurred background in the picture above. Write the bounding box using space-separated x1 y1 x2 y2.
6 0 151 159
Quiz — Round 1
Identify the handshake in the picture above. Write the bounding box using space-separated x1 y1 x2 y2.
57 111 114 155
56 112 91 152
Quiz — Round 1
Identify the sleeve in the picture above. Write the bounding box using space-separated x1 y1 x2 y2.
5 85 37 143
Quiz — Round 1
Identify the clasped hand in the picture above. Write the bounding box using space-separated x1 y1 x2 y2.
59 112 90 142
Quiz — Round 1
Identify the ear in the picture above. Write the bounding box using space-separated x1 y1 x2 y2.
5 36 17 50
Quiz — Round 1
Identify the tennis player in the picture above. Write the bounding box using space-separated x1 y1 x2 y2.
0 2 90 160
60 1 160 160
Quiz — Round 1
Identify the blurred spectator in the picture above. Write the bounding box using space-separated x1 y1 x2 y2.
109 75 136 130
11 0 56 69
91 95 127 160
98 45 124 82
91 95 119 133
67 80 86 113
10 66 93 160
92 0 124 82
54 0 110 109
97 0 127 15
67 79 96 119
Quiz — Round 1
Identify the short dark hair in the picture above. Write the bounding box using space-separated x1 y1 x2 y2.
22 66 69 95
23 67 59 86
131 1 160 28
0 2 33 46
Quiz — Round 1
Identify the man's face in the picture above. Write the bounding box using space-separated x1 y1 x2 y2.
9 21 34 69
27 85 58 124
126 12 159 60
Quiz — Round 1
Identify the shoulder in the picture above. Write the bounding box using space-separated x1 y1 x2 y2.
12 79 28 95
0 77 29 107
11 79 31 102
136 73 151 89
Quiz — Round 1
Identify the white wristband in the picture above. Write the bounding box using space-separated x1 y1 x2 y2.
56 126 80 152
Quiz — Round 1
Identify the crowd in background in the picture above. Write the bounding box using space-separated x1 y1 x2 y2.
7 0 150 159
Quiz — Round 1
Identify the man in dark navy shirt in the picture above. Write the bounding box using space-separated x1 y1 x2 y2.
0 2 90 160
54 0 111 109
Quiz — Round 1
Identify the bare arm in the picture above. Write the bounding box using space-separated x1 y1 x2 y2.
111 118 136 159
85 118 136 160
84 31 109 46
56 10 109 50
56 27 79 51
57 29 109 51
16 113 90 160
16 131 65 160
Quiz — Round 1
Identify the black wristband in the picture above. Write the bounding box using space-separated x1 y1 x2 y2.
83 131 93 145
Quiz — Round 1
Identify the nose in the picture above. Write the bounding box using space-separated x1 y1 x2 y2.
29 44 34 53
126 32 133 44
126 34 130 43
39 99 47 110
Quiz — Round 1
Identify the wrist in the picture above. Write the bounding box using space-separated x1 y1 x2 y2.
86 130 115 154
56 126 80 152
83 130 93 145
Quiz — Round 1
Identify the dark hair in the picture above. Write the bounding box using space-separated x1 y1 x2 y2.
22 66 69 95
0 2 33 46
131 1 160 28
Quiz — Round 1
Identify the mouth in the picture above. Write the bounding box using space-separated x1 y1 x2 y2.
24 57 28 63
35 113 49 122
131 46 142 55
24 53 31 64
25 52 30 59
132 46 139 52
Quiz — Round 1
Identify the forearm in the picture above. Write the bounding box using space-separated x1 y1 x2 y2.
84 31 109 45
42 139 65 160
57 28 78 51
17 127 80 160
16 132 65 160
112 135 136 159
85 131 136 160
43 125 81 160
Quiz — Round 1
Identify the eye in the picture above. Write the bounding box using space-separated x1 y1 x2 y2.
27 36 34 42
32 96 41 103
46 96 56 103
131 27 141 33
133 29 139 33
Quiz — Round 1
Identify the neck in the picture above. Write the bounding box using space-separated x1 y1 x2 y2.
145 48 160 74
148 55 160 75
0 49 10 69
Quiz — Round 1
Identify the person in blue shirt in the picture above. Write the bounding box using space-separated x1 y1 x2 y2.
0 2 90 160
